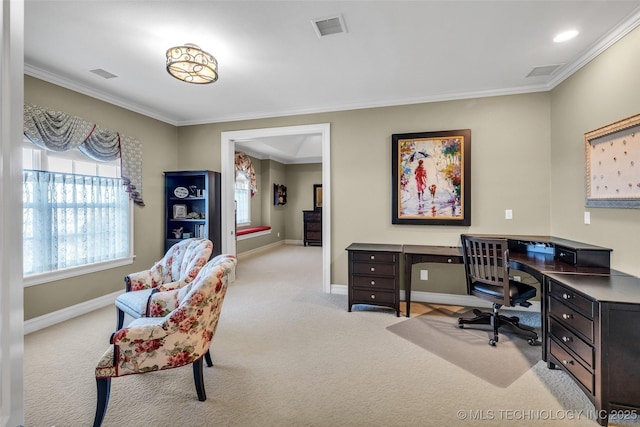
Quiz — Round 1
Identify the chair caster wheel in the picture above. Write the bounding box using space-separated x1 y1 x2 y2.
457 323 464 329
489 339 496 346
528 339 538 346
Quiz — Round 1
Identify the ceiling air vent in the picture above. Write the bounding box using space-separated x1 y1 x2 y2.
90 68 118 79
526 65 561 78
312 15 347 38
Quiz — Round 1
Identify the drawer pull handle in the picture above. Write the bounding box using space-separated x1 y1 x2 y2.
562 359 574 366
562 336 573 343
370 294 376 300
370 280 376 285
562 313 574 320
370 267 375 272
447 258 452 263
562 293 572 300
370 255 375 260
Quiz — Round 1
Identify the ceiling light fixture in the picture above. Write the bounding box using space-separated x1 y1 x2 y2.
166 43 218 84
553 30 579 43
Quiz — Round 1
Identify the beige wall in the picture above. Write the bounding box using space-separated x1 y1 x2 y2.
24 76 179 319
549 26 640 278
178 92 552 288
285 163 322 240
23 24 640 318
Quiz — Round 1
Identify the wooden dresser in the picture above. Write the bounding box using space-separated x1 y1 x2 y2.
346 243 403 317
544 272 640 426
302 210 322 246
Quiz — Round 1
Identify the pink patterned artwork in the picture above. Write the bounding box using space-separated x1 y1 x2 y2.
585 114 640 208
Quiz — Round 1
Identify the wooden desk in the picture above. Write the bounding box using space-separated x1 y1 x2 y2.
403 236 639 426
403 245 463 317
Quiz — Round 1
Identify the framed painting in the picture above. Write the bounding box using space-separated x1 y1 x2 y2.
392 129 471 225
585 113 640 208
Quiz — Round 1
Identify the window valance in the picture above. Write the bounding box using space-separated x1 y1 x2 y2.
23 103 145 206
234 151 257 196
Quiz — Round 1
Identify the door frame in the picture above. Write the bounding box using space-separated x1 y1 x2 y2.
221 123 331 293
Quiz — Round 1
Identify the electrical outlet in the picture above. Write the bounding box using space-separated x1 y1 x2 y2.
420 270 429 280
505 209 513 220
277 232 280 237
584 212 590 225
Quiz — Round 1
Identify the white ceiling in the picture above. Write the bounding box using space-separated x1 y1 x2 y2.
24 1 640 163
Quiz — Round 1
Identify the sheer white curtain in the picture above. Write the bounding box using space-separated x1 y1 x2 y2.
23 170 130 275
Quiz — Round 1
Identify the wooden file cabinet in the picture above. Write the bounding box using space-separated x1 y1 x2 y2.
346 243 402 317
545 273 640 426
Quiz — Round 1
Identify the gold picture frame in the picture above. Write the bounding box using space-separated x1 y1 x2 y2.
585 113 640 208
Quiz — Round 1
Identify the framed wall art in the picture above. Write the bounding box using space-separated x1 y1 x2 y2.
392 129 471 225
585 113 640 208
172 204 187 219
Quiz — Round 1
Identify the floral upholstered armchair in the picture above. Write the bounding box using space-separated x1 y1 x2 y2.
114 238 213 330
93 254 237 427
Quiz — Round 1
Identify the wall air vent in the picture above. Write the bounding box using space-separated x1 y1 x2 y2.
90 68 118 79
526 65 561 78
312 14 347 38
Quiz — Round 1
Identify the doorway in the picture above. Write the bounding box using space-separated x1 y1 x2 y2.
220 123 331 293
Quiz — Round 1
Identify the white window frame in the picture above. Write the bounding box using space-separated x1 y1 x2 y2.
235 171 251 227
22 141 134 287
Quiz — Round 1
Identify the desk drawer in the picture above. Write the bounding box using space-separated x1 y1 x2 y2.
306 222 321 231
549 297 593 343
549 318 594 368
352 262 396 277
548 280 594 319
351 289 395 305
352 251 397 263
550 340 593 394
352 275 396 290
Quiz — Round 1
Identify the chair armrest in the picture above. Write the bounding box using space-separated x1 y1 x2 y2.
155 279 187 292
112 317 168 346
124 270 156 291
146 289 180 317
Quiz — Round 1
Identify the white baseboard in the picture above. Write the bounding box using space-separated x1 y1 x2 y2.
237 240 285 259
24 290 121 335
330 285 541 312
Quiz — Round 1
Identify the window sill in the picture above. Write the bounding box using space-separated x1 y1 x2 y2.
23 256 135 287
237 226 272 240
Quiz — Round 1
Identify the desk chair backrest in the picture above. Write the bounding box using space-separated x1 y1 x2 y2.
461 235 511 307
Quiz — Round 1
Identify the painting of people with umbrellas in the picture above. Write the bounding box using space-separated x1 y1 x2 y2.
392 129 471 225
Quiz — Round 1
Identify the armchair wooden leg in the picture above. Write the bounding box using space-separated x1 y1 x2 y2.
116 308 125 330
93 377 111 427
204 349 213 367
193 358 207 402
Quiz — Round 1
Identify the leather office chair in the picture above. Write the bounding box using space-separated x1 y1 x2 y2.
458 235 539 346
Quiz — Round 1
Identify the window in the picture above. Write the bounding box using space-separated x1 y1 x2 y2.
22 143 133 286
235 172 251 226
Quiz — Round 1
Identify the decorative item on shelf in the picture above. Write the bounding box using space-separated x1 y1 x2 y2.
274 183 287 205
174 186 189 199
183 232 192 239
166 43 218 84
187 212 200 219
172 227 183 239
173 204 187 219
189 185 198 197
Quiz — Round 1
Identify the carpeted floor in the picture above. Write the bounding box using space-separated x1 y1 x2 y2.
23 244 640 426
387 305 542 388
